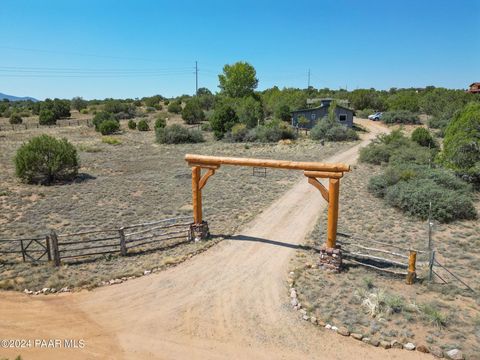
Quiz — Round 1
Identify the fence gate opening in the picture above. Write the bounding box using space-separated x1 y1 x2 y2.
185 154 351 272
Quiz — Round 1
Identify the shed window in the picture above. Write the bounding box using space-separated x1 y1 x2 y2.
339 114 347 122
311 113 316 120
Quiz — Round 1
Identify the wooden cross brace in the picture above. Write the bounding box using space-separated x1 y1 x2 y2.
304 171 344 249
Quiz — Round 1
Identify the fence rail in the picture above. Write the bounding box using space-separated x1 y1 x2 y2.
0 217 193 266
337 233 420 283
0 118 93 132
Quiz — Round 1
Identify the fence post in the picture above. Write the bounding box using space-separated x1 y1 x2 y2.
45 235 52 261
20 240 26 262
406 250 417 285
50 231 61 266
119 228 127 256
428 250 435 282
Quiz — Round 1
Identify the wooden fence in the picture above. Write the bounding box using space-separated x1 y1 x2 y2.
0 216 193 266
0 118 93 132
337 233 427 283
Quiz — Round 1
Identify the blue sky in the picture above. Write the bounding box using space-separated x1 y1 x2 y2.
1 0 479 99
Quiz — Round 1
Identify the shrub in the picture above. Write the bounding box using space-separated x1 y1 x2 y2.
128 119 137 130
411 127 436 148
201 122 212 131
254 120 296 142
98 119 120 135
360 130 423 165
384 178 476 223
145 106 156 113
439 102 480 185
9 113 23 124
156 124 204 144
80 108 89 114
167 101 182 114
93 111 117 131
14 135 79 184
382 110 420 124
182 99 205 124
356 108 375 119
154 116 166 129
137 119 150 131
225 123 249 142
39 109 56 125
209 104 239 139
310 118 358 142
104 100 135 117
164 99 170 105
101 136 122 145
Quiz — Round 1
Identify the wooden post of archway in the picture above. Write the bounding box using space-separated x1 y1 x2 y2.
185 154 350 271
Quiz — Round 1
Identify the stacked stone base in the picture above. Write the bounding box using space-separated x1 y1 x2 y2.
189 221 210 241
318 245 342 272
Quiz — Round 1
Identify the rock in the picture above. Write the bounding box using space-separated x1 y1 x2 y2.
109 279 122 285
331 326 338 332
445 349 464 360
50 288 56 293
299 309 307 315
404 343 416 351
143 270 151 275
60 287 69 293
362 337 371 344
291 298 298 307
290 289 297 298
41 287 50 294
391 340 403 349
417 345 429 353
310 316 317 325
302 315 309 321
337 327 350 336
369 339 380 347
318 320 326 327
429 346 444 358
325 324 332 330
380 340 391 349
351 333 363 340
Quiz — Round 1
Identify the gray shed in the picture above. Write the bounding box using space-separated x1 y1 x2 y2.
291 99 354 129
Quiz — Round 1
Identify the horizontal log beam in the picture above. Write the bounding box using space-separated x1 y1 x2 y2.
304 171 344 179
185 154 350 172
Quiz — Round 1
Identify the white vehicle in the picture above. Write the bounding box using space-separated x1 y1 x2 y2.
368 112 383 121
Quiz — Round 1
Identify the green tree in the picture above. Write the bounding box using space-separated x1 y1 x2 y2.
218 62 258 98
71 96 87 111
9 113 23 124
197 87 215 110
167 101 182 114
209 104 239 139
39 109 56 125
439 102 480 185
236 96 264 128
275 104 291 122
182 99 205 124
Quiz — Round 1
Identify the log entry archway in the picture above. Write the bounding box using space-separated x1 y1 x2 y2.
185 154 351 270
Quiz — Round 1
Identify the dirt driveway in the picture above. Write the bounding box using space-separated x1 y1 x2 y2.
0 120 429 360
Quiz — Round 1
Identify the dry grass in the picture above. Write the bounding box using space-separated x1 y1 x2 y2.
290 163 480 357
0 119 355 292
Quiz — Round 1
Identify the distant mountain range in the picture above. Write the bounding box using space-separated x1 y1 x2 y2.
0 92 38 102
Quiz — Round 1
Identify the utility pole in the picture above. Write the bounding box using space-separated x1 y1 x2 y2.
195 61 198 95
307 68 311 88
